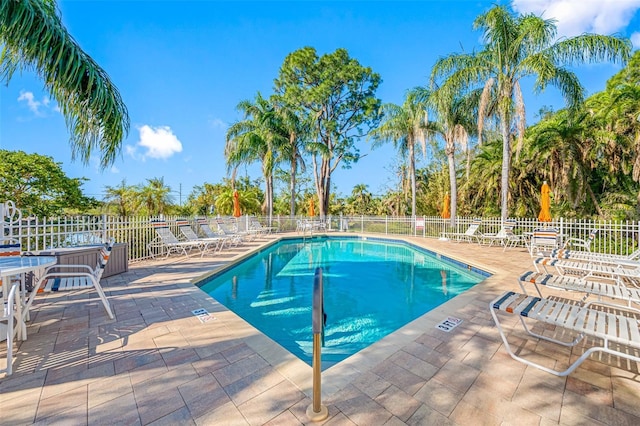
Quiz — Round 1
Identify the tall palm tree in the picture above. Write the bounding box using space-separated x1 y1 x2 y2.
226 93 285 220
1 0 129 168
271 98 308 217
370 88 428 216
431 5 631 220
426 87 477 225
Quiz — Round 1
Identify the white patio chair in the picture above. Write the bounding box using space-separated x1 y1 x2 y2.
562 229 598 252
37 239 116 319
529 228 559 256
1 280 22 376
490 290 640 376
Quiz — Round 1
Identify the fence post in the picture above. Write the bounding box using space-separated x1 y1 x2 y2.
102 214 108 242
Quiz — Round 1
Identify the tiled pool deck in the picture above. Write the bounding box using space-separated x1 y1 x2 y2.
2 233 640 425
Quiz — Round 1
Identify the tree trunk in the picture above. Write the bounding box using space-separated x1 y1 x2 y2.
447 150 457 227
267 174 274 222
289 157 297 217
500 113 511 221
409 140 416 216
586 184 604 217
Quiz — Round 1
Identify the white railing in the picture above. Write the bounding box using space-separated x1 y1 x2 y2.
3 213 639 263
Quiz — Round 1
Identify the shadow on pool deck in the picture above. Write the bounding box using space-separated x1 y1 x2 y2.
2 232 640 425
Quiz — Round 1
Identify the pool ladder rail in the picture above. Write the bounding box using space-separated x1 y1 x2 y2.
307 267 328 422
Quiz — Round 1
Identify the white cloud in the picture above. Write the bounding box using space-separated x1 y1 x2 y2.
134 125 183 160
17 91 43 115
110 166 120 174
17 90 60 116
512 0 640 38
632 32 640 49
124 144 137 158
209 117 227 130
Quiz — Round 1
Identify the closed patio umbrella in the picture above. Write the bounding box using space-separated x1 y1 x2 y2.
441 193 451 219
309 198 315 217
538 181 552 222
233 190 241 218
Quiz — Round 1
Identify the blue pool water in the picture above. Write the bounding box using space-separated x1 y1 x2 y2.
197 237 487 369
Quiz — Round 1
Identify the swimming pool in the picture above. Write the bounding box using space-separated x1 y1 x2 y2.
197 236 488 369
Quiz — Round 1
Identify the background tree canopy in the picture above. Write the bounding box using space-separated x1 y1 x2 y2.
0 150 98 216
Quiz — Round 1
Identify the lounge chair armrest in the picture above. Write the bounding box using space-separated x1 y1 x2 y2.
562 237 587 248
43 264 95 274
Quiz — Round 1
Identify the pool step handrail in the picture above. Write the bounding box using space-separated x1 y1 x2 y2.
307 267 328 421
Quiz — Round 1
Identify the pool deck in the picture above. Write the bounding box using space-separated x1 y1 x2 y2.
2 232 640 425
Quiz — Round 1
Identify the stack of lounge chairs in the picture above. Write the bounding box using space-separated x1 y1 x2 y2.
489 232 640 376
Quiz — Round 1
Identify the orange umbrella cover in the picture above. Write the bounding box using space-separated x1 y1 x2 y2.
232 190 241 217
309 198 315 217
538 181 552 222
441 193 451 219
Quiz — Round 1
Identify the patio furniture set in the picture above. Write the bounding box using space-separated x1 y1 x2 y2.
1 201 116 376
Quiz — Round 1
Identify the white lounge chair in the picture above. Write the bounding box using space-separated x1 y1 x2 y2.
481 219 526 250
534 256 640 282
249 217 277 234
440 219 483 243
147 221 202 258
547 247 640 263
518 270 640 313
215 218 247 245
37 239 116 319
175 220 225 255
196 219 232 248
490 290 640 376
235 217 260 241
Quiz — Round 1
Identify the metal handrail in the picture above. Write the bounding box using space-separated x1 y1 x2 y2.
307 267 328 421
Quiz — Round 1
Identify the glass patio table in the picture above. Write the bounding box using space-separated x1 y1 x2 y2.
0 255 57 340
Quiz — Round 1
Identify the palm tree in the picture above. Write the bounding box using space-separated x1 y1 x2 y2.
271 98 308 217
426 87 477 225
466 140 503 216
526 110 604 216
431 5 631 220
348 184 373 215
1 0 129 168
370 88 428 216
226 93 284 220
103 179 137 216
138 177 173 215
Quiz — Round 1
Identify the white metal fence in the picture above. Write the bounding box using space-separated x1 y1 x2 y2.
3 213 639 263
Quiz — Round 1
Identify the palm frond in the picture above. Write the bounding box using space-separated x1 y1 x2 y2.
547 34 631 67
0 0 129 168
477 77 494 145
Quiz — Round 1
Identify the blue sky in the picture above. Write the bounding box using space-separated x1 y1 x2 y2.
1 0 639 203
